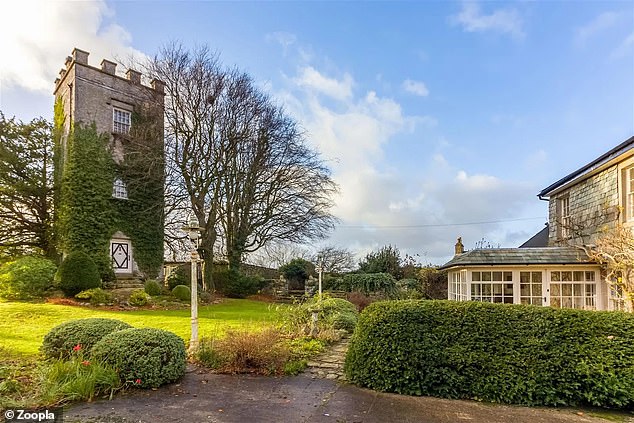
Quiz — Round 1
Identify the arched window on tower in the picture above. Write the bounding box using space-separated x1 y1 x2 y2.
113 178 128 199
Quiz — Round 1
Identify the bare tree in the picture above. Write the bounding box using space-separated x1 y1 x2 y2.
148 43 337 286
246 241 311 269
313 245 355 274
0 113 55 259
582 225 634 311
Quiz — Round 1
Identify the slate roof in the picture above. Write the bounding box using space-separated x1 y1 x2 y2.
438 247 595 270
538 135 634 198
519 224 549 248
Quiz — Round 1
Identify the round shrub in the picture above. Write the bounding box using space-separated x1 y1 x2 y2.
57 251 101 297
129 289 151 306
171 284 191 301
91 328 186 388
75 287 113 305
0 256 57 300
41 318 132 359
144 279 162 296
330 311 358 332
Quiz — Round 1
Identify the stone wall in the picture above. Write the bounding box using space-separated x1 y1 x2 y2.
548 165 620 246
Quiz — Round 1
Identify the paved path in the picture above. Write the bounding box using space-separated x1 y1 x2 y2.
305 338 349 381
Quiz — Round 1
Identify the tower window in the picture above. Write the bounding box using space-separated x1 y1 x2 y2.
113 108 131 134
113 178 128 199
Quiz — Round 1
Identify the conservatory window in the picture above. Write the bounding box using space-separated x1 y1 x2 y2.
550 270 596 310
471 271 514 304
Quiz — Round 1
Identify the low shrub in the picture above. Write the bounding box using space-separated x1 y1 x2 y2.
334 273 398 298
197 328 289 375
57 252 101 297
41 318 132 359
0 256 57 300
166 266 188 290
280 295 359 337
75 288 113 305
128 289 151 306
144 280 162 296
171 284 191 301
91 328 187 389
345 300 634 409
215 268 267 298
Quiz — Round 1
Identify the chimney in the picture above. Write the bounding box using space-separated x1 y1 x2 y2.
126 68 141 84
72 48 89 65
101 59 117 75
454 237 464 255
150 78 165 94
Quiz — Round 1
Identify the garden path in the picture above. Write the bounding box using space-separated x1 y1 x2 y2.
305 337 350 381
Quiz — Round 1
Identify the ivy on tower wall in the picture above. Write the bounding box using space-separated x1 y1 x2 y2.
54 99 164 280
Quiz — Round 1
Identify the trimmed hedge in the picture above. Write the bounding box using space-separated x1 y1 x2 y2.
91 328 186 388
345 300 634 409
171 284 191 301
334 273 398 297
41 318 132 359
57 251 101 297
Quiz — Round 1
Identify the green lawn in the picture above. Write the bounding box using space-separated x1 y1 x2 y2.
0 299 283 358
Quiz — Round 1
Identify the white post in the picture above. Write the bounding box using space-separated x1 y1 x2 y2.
318 263 323 302
189 250 199 352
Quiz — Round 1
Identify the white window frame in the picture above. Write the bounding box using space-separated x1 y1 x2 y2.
558 196 571 239
470 271 514 304
448 270 468 301
113 108 131 134
549 270 596 310
113 178 128 199
520 271 543 306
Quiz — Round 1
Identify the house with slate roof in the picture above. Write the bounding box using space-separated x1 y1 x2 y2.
440 135 634 311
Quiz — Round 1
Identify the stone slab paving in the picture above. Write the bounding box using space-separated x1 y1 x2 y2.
305 338 350 381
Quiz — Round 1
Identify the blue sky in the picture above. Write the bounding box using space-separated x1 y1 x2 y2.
1 1 633 264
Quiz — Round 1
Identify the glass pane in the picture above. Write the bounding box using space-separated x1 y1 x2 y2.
573 271 583 281
534 284 542 296
493 284 502 295
586 284 596 295
534 298 543 306
493 297 502 303
562 271 572 281
520 298 529 305
562 284 572 296
562 297 573 308
532 272 542 283
520 272 530 283
551 272 560 282
551 284 560 296
585 271 595 281
472 272 481 282
503 297 513 304
482 272 491 282
493 272 502 281
504 283 513 295
472 284 481 295
573 284 583 296
504 272 513 281
483 284 491 295
574 297 584 309
551 298 561 308
520 284 530 296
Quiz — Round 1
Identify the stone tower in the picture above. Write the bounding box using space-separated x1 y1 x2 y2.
53 48 165 280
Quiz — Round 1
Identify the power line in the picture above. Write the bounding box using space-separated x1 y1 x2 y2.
337 216 545 229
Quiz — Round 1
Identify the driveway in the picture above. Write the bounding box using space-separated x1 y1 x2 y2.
64 366 631 423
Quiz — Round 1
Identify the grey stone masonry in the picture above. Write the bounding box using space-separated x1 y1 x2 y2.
549 165 619 246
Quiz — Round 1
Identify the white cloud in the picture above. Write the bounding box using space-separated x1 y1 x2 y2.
575 11 620 47
450 2 524 39
266 31 297 53
293 66 354 101
610 31 634 59
402 79 429 97
0 0 146 93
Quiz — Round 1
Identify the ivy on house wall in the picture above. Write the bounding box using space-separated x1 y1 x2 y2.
54 101 164 280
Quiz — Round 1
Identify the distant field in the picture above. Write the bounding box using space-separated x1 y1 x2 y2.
0 299 283 357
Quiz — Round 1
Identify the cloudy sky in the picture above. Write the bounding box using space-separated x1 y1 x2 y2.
1 1 632 264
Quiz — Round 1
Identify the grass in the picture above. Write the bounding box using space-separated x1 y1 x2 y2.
0 298 284 358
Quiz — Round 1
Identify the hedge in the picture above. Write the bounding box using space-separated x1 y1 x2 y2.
57 251 101 297
41 318 132 359
91 328 186 388
344 300 634 409
333 273 398 297
0 256 57 300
